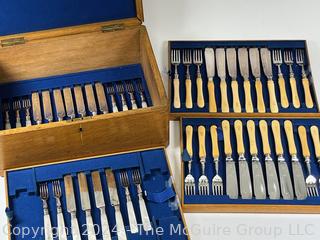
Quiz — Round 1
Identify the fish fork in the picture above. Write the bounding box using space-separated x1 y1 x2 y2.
296 49 314 108
13 100 22 128
298 126 319 197
2 102 11 130
210 125 223 195
39 183 54 240
284 50 301 108
137 80 148 108
198 125 209 195
22 98 32 126
171 49 181 109
272 49 289 108
132 169 152 231
116 83 128 111
183 49 193 109
184 125 195 195
120 171 138 233
125 82 138 110
106 84 119 113
52 180 68 240
194 49 204 108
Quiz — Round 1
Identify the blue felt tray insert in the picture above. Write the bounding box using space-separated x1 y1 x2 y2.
0 64 153 129
0 0 137 36
182 118 320 205
170 40 318 113
6 149 188 240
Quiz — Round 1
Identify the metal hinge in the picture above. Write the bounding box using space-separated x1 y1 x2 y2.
1 37 25 47
101 24 125 32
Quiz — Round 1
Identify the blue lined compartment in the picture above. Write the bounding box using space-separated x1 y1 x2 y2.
181 117 320 205
6 149 188 240
170 40 318 114
0 64 152 130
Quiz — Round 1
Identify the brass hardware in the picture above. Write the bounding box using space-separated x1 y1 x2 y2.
101 24 125 32
1 37 25 47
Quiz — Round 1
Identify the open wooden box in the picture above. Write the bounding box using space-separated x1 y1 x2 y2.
0 0 168 174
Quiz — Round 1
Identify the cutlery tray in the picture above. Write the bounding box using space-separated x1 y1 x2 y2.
180 117 320 213
169 40 319 119
5 148 188 240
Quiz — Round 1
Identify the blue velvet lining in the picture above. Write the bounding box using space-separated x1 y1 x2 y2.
0 0 137 36
170 40 318 113
0 64 153 129
6 149 188 240
182 118 320 205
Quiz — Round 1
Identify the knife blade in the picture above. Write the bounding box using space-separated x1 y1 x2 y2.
216 48 229 113
53 89 66 121
78 172 97 240
260 48 278 113
64 175 81 240
63 87 75 119
234 120 252 199
85 84 98 116
105 169 127 240
92 171 111 240
227 48 241 113
259 120 280 200
271 120 294 200
238 48 253 113
205 48 217 113
246 120 266 199
95 83 109 114
31 92 42 125
42 90 53 122
74 85 86 118
284 120 307 200
222 120 238 199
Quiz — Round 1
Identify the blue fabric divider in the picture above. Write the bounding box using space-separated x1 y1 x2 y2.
6 149 188 240
182 117 320 205
0 0 137 36
0 64 152 129
170 40 318 113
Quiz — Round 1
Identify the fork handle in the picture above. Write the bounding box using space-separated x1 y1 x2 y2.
267 80 279 113
243 80 253 113
210 125 219 159
197 76 205 108
302 77 314 108
198 126 206 159
57 205 68 240
185 78 193 109
173 77 181 108
231 80 241 113
208 79 217 112
220 79 229 112
255 79 266 113
186 125 193 157
138 193 152 232
310 126 320 158
126 193 138 233
115 205 127 240
290 76 301 108
298 126 310 158
43 204 54 240
278 76 289 108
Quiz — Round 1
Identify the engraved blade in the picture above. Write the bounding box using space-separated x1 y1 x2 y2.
260 48 273 79
278 158 294 200
64 175 77 213
85 84 97 116
53 89 66 121
78 172 91 211
63 87 75 119
95 83 109 114
252 157 267 199
292 158 308 200
249 48 261 78
92 171 105 208
238 48 249 79
105 169 120 206
226 157 238 199
216 48 226 79
265 156 280 200
226 48 237 79
238 156 253 199
42 90 53 122
205 48 215 80
31 92 42 124
74 86 86 117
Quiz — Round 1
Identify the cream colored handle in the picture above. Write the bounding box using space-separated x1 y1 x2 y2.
259 120 271 155
208 80 217 112
278 76 289 108
244 80 253 113
173 78 181 108
198 126 206 159
302 77 314 108
290 76 301 108
284 120 297 155
255 79 266 113
210 125 219 158
197 77 205 108
247 120 258 155
234 120 245 154
185 78 193 109
186 125 193 157
298 126 310 158
267 80 279 113
310 126 320 158
231 80 241 113
220 80 229 112
222 120 232 155
271 120 284 156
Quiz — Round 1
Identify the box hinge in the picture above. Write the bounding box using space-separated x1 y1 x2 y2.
1 37 26 47
101 24 125 32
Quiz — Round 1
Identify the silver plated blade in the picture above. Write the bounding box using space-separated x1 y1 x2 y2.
105 169 120 206
216 48 226 79
260 48 273 79
265 156 280 200
78 172 91 211
226 48 237 79
238 48 249 79
226 157 238 199
239 156 252 199
292 158 308 200
252 157 266 199
205 48 215 79
249 48 261 78
278 158 294 200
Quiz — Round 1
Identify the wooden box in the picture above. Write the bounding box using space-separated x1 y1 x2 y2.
0 0 168 175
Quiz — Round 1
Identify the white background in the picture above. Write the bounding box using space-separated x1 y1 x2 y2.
1 0 320 239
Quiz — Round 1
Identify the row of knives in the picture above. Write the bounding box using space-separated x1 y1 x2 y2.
171 48 314 112
2 80 148 129
184 120 320 200
39 169 152 240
